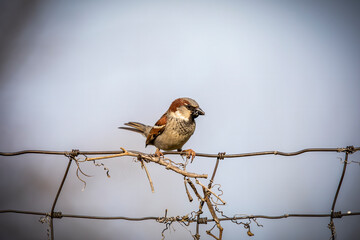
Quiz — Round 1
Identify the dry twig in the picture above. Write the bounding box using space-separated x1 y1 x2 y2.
196 179 226 205
85 148 207 179
138 155 155 193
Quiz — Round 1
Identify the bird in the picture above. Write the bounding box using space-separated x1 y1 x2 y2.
119 97 205 160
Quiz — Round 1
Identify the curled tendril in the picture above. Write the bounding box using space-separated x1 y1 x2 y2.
92 160 111 178
337 156 360 166
161 222 173 240
74 156 92 191
214 205 230 219
71 154 111 191
157 212 197 240
210 184 225 206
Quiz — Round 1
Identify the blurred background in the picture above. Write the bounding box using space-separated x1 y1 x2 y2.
0 0 359 239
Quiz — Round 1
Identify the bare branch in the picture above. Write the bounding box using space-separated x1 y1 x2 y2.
184 178 193 202
139 156 155 193
196 179 226 205
85 148 208 179
203 187 223 240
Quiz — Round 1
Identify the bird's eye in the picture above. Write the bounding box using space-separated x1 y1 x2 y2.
185 105 194 110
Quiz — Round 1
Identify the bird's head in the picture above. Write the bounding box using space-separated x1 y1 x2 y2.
168 97 205 120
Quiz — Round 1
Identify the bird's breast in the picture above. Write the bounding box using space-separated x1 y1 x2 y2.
153 117 196 150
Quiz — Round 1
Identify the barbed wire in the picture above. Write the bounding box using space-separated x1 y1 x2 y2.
0 146 359 239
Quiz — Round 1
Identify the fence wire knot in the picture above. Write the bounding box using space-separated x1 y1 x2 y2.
331 211 342 219
337 146 355 154
345 146 355 154
198 217 208 224
51 212 63 219
217 152 226 160
64 149 80 159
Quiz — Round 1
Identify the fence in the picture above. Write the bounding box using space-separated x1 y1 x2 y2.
0 146 359 239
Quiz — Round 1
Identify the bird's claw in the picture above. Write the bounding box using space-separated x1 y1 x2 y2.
154 148 164 159
182 149 196 163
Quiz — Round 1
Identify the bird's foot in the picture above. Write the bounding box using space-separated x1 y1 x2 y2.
182 149 196 163
154 148 164 159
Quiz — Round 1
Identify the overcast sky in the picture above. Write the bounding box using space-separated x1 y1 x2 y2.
0 1 359 239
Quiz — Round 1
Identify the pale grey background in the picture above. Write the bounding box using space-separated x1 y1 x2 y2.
0 0 359 239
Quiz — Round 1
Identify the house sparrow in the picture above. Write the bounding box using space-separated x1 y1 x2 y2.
119 97 205 159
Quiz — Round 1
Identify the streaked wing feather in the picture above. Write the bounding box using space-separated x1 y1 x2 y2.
146 114 167 146
155 113 167 126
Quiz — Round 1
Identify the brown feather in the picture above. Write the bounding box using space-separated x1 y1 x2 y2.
168 98 185 112
146 125 166 146
118 126 143 134
146 114 167 146
155 113 167 126
119 122 149 137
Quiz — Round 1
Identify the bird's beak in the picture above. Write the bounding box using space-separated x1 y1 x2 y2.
194 107 205 117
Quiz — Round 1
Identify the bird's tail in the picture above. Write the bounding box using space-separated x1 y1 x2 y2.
118 122 151 137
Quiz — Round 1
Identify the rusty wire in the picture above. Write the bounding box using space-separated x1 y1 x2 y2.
0 146 359 240
1 147 359 158
329 150 350 240
1 209 359 220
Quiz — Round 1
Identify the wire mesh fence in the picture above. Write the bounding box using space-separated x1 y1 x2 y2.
0 146 359 239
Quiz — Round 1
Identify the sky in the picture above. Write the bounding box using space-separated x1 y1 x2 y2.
0 0 360 239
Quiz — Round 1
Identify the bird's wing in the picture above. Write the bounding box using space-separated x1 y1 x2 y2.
146 113 167 146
